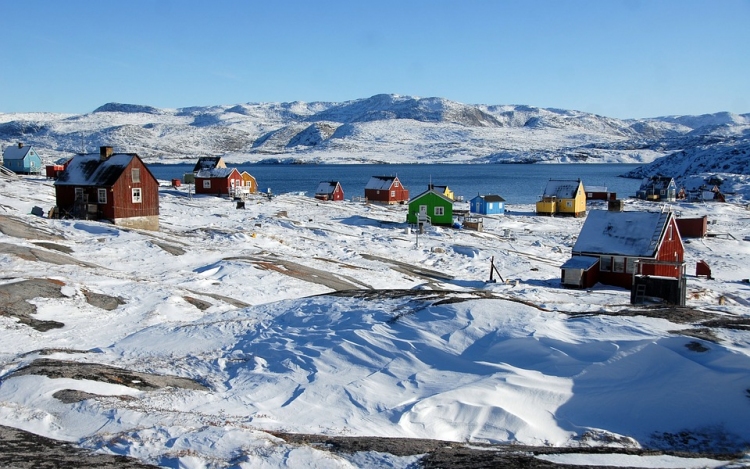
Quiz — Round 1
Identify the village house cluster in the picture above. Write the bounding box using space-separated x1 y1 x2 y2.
3 142 730 307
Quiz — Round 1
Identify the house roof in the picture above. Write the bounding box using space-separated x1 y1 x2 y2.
409 189 453 204
572 210 673 257
639 176 675 190
473 194 505 203
365 176 400 190
561 255 599 270
542 179 581 198
55 154 137 187
315 181 340 194
193 156 224 172
196 168 237 178
2 145 35 160
585 186 608 193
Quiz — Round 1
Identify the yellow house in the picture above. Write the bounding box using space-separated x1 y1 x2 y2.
429 184 454 201
536 179 586 217
240 171 257 193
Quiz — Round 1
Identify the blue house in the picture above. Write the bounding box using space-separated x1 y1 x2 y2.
2 143 43 175
470 194 505 215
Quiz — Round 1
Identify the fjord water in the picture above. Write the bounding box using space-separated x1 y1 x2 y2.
149 163 643 205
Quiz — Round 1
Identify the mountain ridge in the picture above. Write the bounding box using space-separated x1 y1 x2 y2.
1 94 748 179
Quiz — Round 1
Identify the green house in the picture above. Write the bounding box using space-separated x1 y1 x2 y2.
407 189 454 226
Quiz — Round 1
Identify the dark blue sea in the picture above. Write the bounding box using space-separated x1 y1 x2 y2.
148 163 643 205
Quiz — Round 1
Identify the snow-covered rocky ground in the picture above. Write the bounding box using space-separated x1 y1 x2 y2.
1 174 750 468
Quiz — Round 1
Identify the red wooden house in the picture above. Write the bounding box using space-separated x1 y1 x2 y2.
54 146 159 231
561 210 684 289
315 181 344 201
195 168 243 197
364 176 409 204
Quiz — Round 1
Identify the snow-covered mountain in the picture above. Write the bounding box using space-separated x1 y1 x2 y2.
1 94 748 174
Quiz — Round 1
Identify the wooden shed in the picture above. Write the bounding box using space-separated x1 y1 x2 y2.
560 256 600 289
54 146 159 231
675 215 708 238
364 176 409 204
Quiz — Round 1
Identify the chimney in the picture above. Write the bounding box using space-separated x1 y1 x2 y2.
100 146 114 161
17 142 23 149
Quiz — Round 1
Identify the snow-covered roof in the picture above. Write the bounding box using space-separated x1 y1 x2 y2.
409 188 453 204
2 144 34 160
195 168 236 178
542 179 581 198
639 176 675 190
315 181 339 194
585 186 607 193
365 176 399 190
572 210 672 257
560 255 599 270
193 156 225 172
54 154 136 186
473 194 505 202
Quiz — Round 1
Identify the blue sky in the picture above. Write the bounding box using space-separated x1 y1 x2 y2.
1 0 748 118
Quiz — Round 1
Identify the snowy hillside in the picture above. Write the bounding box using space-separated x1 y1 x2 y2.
1 94 748 169
1 172 750 468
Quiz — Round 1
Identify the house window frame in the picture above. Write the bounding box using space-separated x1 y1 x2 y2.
132 168 140 183
391 190 396 198
434 206 445 216
626 258 637 273
74 187 84 201
612 256 625 273
203 179 211 189
97 188 107 204
132 187 142 203
600 256 612 272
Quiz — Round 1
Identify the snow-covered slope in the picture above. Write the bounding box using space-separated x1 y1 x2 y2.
1 95 748 170
1 174 750 467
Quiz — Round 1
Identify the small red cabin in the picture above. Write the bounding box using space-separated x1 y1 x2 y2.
561 210 684 289
676 215 708 238
315 181 344 201
364 176 409 204
54 146 159 231
195 168 243 197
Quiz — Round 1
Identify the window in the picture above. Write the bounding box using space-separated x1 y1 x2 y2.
132 168 140 183
203 180 211 189
434 206 445 216
488 203 494 209
613 256 625 273
394 181 399 187
132 187 142 203
566 201 573 207
97 188 107 204
74 188 84 201
626 258 637 273
600 256 612 272
391 191 395 197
